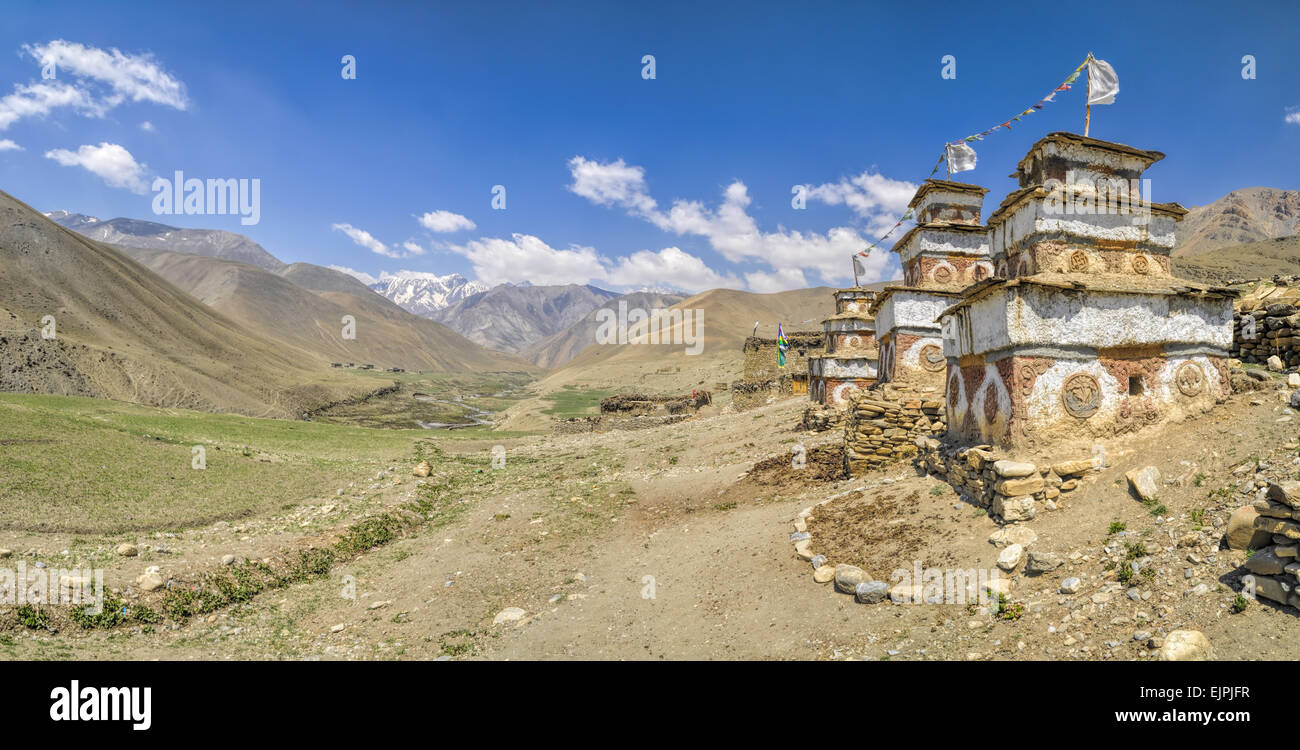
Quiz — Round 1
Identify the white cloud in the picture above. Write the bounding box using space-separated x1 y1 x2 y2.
1286 107 1300 126
0 139 22 151
0 40 187 131
566 156 910 288
0 81 97 130
417 210 476 233
603 246 740 291
566 156 659 217
44 142 148 193
444 233 733 293
331 223 397 258
24 40 189 110
401 240 426 256
139 120 155 132
744 268 810 294
327 265 381 285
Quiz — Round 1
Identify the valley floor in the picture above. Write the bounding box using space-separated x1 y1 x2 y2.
4 375 1300 661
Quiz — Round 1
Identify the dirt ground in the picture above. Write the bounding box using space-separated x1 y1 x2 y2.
7 375 1300 661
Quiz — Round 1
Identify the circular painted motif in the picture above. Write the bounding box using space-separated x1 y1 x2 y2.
845 301 860 313
973 263 991 281
1067 250 1090 273
832 382 858 404
1176 361 1204 396
1061 372 1102 419
919 344 945 372
932 264 954 284
1132 254 1150 275
845 334 862 348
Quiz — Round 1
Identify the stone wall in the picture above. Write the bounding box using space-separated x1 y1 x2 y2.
1239 480 1300 611
843 388 946 475
915 439 1099 523
1233 303 1300 369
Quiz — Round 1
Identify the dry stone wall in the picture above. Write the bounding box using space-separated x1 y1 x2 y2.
843 387 945 475
915 439 1100 523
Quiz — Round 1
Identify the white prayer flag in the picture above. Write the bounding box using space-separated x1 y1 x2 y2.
852 255 866 278
945 141 977 173
1087 57 1119 105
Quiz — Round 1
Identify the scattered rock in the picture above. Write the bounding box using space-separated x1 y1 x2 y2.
997 544 1024 571
1125 466 1161 503
136 572 164 592
116 543 139 557
1025 551 1062 575
988 526 1037 548
220 554 236 566
413 461 432 478
330 624 345 633
813 565 836 584
854 580 890 604
1268 354 1285 372
1158 630 1215 661
492 607 527 625
834 565 870 594
1060 577 1082 594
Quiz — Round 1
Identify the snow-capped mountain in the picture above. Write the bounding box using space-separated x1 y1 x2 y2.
368 271 490 317
45 210 285 270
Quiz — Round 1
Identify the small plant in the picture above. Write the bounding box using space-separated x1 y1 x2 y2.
1108 520 1127 535
929 485 946 497
1193 473 1207 487
995 594 1025 621
1232 593 1250 613
1125 541 1148 560
713 501 737 511
1116 565 1134 585
16 604 50 630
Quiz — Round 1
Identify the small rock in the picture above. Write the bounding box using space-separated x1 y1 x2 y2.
1025 551 1062 575
330 624 345 633
988 526 1037 548
493 607 527 625
854 580 890 604
413 460 432 478
116 543 139 557
997 543 1024 571
1159 630 1214 661
1125 466 1161 503
220 554 236 566
813 565 836 584
834 565 870 594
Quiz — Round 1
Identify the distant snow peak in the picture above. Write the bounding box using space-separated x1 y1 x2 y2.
369 271 488 316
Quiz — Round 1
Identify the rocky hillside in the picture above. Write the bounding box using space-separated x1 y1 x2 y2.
1174 188 1300 257
431 283 620 354
45 210 286 271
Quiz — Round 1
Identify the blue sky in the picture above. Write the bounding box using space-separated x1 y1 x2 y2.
2 0 1297 293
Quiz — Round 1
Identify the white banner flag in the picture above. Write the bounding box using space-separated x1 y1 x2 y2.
1087 57 1119 105
945 141 977 173
852 255 866 278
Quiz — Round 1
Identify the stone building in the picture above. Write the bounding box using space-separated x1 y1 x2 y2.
871 180 992 387
807 288 879 409
938 132 1236 450
731 330 822 410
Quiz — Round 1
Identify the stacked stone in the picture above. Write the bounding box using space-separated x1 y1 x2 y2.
1232 303 1300 369
1242 479 1300 609
843 395 945 475
914 438 1096 523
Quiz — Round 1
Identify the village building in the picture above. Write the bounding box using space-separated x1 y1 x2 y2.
870 180 993 387
730 330 822 410
937 132 1237 450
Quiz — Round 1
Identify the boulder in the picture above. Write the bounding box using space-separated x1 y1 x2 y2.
854 580 890 604
1268 354 1285 372
834 565 870 594
1125 466 1161 503
1025 551 1062 575
1227 506 1274 550
997 543 1024 571
988 526 1037 548
413 460 432 478
1158 630 1215 661
992 494 1036 522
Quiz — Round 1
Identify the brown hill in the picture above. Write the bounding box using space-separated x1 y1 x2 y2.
520 291 686 368
115 248 537 375
1172 235 1300 284
1174 187 1300 257
499 283 877 430
0 190 365 417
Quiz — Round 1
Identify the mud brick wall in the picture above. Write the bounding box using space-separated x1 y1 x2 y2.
1233 303 1300 368
915 439 1098 523
1240 480 1300 610
731 376 792 410
843 394 945 475
741 333 821 381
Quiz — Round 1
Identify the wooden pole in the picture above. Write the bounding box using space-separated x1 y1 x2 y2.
1084 55 1092 137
